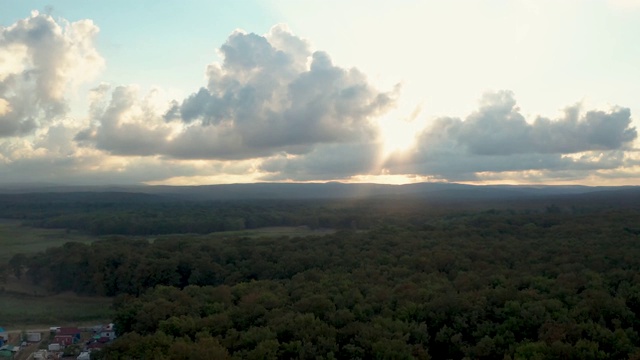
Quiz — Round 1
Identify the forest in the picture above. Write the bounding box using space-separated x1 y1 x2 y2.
3 188 640 359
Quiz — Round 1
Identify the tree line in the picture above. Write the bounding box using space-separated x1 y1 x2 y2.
0 194 388 235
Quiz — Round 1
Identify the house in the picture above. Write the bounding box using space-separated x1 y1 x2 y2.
26 332 42 342
77 351 90 360
99 324 116 341
53 334 74 346
58 327 81 338
56 327 81 344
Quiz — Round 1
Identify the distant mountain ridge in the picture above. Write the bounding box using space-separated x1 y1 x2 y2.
0 182 638 202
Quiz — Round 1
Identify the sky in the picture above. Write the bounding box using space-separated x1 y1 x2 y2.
1 0 639 186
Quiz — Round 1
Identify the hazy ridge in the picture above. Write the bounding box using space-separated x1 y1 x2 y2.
0 182 638 202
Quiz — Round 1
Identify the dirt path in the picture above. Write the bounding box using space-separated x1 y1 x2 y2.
6 328 50 334
14 342 40 360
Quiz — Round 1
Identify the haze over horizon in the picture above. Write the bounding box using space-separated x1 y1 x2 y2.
1 1 639 187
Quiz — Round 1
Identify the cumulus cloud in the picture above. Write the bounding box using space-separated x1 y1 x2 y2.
78 25 396 161
386 91 638 181
437 91 636 156
0 11 103 138
0 112 250 186
75 85 171 156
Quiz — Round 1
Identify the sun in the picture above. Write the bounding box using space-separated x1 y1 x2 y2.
377 114 422 158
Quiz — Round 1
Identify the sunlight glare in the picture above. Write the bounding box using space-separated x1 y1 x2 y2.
377 109 423 157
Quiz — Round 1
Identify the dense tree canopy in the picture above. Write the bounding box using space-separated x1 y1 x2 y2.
4 197 640 359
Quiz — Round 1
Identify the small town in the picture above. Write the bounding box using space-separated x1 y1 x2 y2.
0 324 115 360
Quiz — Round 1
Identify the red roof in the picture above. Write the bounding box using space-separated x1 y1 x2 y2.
54 335 74 345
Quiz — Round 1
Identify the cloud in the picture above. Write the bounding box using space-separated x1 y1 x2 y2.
78 25 396 160
386 91 638 181
1 11 637 186
443 91 636 156
259 142 383 181
0 11 103 138
75 85 171 157
0 115 254 185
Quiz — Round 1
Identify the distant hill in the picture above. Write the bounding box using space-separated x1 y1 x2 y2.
0 191 167 204
0 182 638 203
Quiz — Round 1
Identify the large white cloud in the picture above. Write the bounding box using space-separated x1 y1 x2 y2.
0 11 103 138
451 91 636 155
385 91 638 181
77 25 397 162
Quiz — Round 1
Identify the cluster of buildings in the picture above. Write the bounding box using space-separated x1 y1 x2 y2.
0 324 116 360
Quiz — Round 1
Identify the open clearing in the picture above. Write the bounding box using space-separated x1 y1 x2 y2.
0 219 98 262
203 226 335 238
144 226 336 243
1 220 333 261
0 220 111 328
0 292 113 327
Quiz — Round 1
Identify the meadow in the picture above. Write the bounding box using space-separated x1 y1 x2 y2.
0 292 114 328
0 220 108 327
198 225 335 239
0 219 97 263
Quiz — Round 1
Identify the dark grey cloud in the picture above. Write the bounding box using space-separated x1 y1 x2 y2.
79 25 396 160
386 91 637 180
0 11 102 137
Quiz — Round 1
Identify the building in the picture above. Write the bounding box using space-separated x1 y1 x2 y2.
26 332 42 342
55 327 81 345
99 324 116 341
53 335 74 346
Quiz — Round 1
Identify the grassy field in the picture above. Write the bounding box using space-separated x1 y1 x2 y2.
143 226 335 243
1 221 332 261
0 219 98 262
0 220 111 328
0 292 113 327
203 226 335 239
